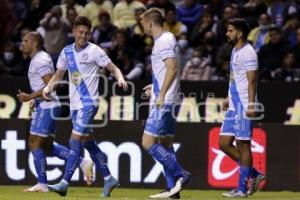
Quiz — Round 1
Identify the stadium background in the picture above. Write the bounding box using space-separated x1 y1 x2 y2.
1 0 300 194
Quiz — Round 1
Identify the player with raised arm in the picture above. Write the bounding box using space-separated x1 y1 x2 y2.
18 31 94 192
42 16 127 197
140 8 191 199
219 18 266 198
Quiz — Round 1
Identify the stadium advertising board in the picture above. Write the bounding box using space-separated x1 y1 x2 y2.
0 120 300 191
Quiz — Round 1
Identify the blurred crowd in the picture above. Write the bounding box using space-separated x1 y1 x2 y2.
1 0 300 82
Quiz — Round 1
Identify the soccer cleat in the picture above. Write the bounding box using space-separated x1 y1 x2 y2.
167 171 191 197
170 192 181 199
149 190 170 199
80 158 94 186
23 184 49 192
247 174 266 195
222 189 247 198
48 181 68 196
101 176 120 197
149 189 180 199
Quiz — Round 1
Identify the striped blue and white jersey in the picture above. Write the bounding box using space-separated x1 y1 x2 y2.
28 51 60 109
150 32 181 105
228 43 258 111
57 42 111 110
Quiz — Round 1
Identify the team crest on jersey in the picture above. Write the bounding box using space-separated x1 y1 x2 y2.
71 71 82 85
82 53 88 60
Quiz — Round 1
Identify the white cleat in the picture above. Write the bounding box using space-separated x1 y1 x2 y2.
149 190 170 199
80 158 94 186
23 184 49 192
167 172 191 197
222 189 247 198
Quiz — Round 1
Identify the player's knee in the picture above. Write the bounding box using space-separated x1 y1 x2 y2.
158 137 173 147
219 140 229 152
28 138 38 150
142 133 156 150
142 140 151 151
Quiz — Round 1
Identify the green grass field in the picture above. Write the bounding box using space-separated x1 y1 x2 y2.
1 186 300 200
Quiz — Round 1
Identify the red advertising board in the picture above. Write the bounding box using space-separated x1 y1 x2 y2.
208 127 266 188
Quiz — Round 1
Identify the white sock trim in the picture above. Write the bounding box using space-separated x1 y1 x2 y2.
104 175 112 181
62 179 69 185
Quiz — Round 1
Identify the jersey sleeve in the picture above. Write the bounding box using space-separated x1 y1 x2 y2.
95 46 112 68
56 49 68 70
37 62 52 77
158 34 176 60
243 49 258 71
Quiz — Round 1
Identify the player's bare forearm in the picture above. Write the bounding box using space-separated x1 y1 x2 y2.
105 63 121 80
246 70 257 118
46 69 65 91
159 58 177 98
29 89 43 99
246 70 257 107
105 63 128 90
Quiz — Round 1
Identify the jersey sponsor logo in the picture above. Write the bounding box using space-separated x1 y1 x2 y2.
207 127 266 187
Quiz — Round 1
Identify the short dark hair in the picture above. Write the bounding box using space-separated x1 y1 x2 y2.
141 8 164 26
74 16 92 30
28 31 43 49
228 18 250 40
268 26 281 34
99 11 110 20
113 28 127 38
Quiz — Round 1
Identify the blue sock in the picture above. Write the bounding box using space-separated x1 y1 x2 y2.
32 148 47 184
84 140 111 178
63 139 82 182
148 144 184 179
251 167 260 178
238 166 251 193
164 147 176 189
52 143 83 163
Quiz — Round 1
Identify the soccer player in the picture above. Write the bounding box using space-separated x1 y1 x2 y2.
42 16 127 197
140 8 191 199
219 18 266 198
18 31 94 192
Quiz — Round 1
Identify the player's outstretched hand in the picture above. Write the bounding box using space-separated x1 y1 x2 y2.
118 78 128 91
222 97 229 111
143 84 152 98
42 86 52 101
17 89 31 102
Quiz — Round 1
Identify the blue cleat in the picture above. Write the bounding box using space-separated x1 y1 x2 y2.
101 176 120 198
48 180 68 196
167 171 191 197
